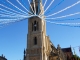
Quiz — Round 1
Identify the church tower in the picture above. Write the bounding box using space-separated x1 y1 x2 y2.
26 0 49 60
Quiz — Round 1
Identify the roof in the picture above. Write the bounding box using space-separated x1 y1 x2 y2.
61 47 72 52
0 56 7 60
50 51 58 56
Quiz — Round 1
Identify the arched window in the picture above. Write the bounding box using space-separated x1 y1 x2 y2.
36 6 38 14
32 21 39 31
36 22 38 30
34 21 37 31
34 37 37 45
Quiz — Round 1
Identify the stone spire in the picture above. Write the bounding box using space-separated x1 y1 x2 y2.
31 0 42 3
23 49 26 60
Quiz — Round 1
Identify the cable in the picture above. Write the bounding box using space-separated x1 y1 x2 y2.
45 18 80 21
45 0 64 15
44 0 54 13
0 4 27 16
16 0 33 15
46 20 80 28
45 12 80 19
6 0 28 15
46 0 80 17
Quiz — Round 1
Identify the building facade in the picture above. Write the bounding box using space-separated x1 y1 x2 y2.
23 0 73 60
26 0 50 60
0 54 7 60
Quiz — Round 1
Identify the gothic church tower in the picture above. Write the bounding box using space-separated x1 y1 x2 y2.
25 0 50 60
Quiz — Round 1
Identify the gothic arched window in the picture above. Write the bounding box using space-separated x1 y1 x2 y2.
34 37 37 45
34 21 37 31
36 6 38 14
32 20 38 31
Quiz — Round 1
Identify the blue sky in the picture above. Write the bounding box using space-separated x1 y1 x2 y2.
0 0 80 60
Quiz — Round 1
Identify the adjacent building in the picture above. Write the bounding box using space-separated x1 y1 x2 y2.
0 54 7 60
62 47 73 60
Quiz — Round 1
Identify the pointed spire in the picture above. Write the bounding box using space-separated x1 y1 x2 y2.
57 44 60 49
23 49 26 55
1 54 3 57
31 0 41 2
23 49 26 60
57 44 61 55
70 45 71 48
73 48 76 55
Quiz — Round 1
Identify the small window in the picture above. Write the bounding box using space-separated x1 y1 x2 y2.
36 6 38 14
32 21 39 31
34 37 37 45
32 21 36 31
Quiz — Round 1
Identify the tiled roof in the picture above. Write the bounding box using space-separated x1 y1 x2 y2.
61 47 72 52
0 56 7 60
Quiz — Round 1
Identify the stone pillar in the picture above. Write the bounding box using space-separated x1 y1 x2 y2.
27 54 29 60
